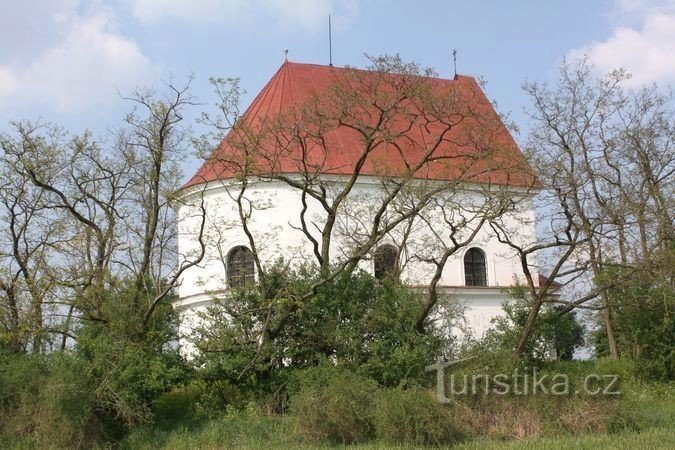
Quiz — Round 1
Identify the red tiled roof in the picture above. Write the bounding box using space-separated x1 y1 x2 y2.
538 274 563 289
183 61 537 189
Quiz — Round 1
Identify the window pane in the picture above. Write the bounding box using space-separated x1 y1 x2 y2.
227 246 255 289
464 248 487 287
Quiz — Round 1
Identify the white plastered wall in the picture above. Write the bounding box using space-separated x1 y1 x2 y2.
173 176 539 349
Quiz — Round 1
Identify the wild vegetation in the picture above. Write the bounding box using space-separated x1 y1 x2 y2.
0 56 672 448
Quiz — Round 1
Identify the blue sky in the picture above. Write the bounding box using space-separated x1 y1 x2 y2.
1 0 674 180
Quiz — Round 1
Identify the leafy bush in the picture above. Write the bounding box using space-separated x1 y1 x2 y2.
75 280 189 434
284 267 448 386
371 387 465 445
482 286 584 362
190 264 449 415
288 365 377 443
0 352 100 449
151 382 205 425
623 381 675 430
592 357 636 380
443 358 638 439
594 265 674 380
0 281 189 447
288 366 466 445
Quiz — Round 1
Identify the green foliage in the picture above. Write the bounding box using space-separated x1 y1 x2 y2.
190 264 448 414
482 287 584 362
0 352 100 449
371 387 465 445
151 382 205 426
623 381 675 431
594 266 674 380
276 266 447 386
120 408 292 450
0 278 189 447
187 286 281 413
280 271 445 386
288 365 466 445
120 418 675 450
75 279 188 433
289 365 377 443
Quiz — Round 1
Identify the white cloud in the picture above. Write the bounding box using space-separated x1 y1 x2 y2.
0 0 79 63
612 0 675 17
569 0 675 86
0 69 19 99
130 0 359 31
131 0 246 24
0 4 156 114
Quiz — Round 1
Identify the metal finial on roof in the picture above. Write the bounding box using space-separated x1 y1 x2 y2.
284 49 288 61
452 49 457 79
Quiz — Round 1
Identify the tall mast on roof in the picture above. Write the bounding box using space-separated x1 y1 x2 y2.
328 14 333 66
452 49 457 79
452 49 457 80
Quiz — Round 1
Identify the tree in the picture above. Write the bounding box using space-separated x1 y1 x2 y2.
493 57 674 357
0 138 61 353
0 78 207 351
594 261 674 379
483 286 584 361
0 79 211 436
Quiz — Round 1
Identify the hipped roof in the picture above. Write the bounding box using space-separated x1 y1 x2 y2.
184 61 537 189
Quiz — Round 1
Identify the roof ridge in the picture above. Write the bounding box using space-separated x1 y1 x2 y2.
285 59 300 108
284 60 474 83
241 62 287 122
278 60 290 117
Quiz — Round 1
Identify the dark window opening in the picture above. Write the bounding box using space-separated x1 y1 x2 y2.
227 246 255 289
374 244 399 280
464 248 487 287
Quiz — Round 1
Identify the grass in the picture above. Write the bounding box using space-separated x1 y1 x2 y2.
117 381 675 450
120 426 674 450
455 428 675 449
3 362 670 449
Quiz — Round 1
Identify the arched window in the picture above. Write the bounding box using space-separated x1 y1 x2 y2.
227 246 255 289
464 248 487 286
374 244 398 280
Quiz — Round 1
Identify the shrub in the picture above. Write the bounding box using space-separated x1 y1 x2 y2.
594 265 674 380
371 387 465 445
455 396 544 439
75 280 189 435
453 394 631 439
120 408 292 449
593 357 636 380
0 352 100 449
0 280 189 447
191 264 449 414
288 365 377 443
482 286 584 362
446 358 639 439
151 382 204 426
623 381 675 430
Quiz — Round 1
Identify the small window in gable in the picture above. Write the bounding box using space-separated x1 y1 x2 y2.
464 248 487 287
227 246 255 289
374 244 399 280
